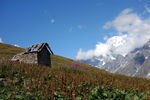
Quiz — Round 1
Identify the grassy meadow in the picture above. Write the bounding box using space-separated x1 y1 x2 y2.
0 43 150 99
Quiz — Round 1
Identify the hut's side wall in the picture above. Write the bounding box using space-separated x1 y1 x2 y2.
38 46 50 66
12 53 38 64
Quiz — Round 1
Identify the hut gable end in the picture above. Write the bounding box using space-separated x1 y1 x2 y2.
38 45 51 66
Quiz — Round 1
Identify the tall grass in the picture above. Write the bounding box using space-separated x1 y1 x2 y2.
0 43 150 99
0 60 149 99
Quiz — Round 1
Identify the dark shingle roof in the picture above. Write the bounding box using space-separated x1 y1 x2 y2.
26 43 54 54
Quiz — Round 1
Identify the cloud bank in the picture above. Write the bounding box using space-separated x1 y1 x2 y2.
14 44 20 47
0 38 3 43
76 8 150 60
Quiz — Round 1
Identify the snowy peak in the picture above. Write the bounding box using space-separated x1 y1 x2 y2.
107 36 125 48
79 40 150 78
143 40 150 49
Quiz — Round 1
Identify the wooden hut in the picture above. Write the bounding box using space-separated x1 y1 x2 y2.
12 43 54 66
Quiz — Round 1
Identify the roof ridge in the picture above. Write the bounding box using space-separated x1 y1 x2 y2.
25 43 54 54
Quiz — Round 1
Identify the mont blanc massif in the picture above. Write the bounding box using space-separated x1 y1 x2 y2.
79 40 150 79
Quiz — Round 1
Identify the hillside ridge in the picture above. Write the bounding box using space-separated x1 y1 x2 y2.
0 43 150 99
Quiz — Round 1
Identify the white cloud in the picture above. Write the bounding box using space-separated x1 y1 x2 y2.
77 25 87 30
0 37 3 43
76 8 150 60
77 25 83 29
144 5 150 13
76 49 95 60
14 44 20 47
50 18 55 24
67 25 86 32
68 27 73 32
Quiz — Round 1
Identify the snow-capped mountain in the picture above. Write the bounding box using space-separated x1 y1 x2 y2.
79 40 150 78
114 40 150 78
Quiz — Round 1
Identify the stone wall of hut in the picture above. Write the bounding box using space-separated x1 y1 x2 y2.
12 53 38 64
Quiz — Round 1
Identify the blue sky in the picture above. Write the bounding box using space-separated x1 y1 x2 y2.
0 0 150 59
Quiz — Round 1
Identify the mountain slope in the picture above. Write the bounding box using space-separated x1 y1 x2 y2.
0 43 25 59
0 43 95 68
79 40 150 78
106 40 150 78
0 43 150 99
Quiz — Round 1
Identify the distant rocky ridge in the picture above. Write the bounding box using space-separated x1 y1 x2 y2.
79 40 150 78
